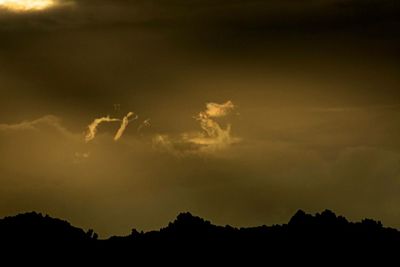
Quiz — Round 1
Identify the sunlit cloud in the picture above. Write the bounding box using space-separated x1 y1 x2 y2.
85 116 120 143
114 112 137 141
204 100 235 118
86 112 143 142
0 101 238 158
186 100 239 151
153 100 240 155
0 0 61 12
0 115 72 137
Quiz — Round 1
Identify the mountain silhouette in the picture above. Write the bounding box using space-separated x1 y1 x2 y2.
1 210 398 263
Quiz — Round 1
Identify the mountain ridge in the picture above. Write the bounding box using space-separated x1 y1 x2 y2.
1 209 399 263
1 209 398 239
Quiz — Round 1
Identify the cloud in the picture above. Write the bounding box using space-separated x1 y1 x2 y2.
2 103 400 237
204 100 235 118
153 100 240 155
0 102 239 154
86 112 141 142
152 134 178 155
85 116 120 143
0 0 73 13
0 0 53 12
0 115 72 138
185 100 239 151
114 112 137 141
0 0 398 42
137 119 151 133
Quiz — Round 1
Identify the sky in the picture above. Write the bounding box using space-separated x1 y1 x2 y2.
0 0 400 237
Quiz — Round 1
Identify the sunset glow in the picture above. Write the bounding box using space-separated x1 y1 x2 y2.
0 0 55 12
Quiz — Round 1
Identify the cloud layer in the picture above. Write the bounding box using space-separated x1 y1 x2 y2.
2 103 400 238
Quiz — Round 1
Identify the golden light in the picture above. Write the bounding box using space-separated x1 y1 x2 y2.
0 0 56 12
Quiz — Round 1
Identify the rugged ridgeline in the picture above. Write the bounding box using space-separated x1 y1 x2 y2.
0 210 399 262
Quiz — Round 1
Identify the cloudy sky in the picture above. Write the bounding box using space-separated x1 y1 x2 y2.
0 0 399 237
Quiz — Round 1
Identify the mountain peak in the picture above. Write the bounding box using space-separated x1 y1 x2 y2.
170 212 211 228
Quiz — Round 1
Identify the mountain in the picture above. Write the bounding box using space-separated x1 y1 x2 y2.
0 210 398 263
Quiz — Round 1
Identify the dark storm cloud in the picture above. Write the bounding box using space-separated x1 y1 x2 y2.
1 0 398 110
1 0 399 36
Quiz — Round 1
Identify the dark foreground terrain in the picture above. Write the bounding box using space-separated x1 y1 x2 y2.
0 210 398 263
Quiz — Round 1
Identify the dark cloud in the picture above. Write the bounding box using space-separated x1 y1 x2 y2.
1 1 399 36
